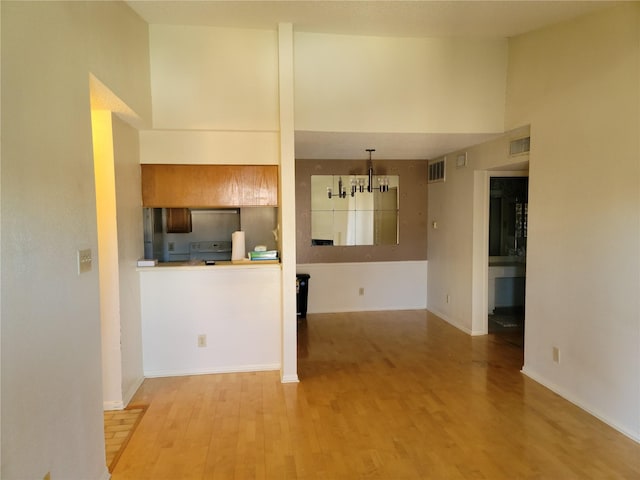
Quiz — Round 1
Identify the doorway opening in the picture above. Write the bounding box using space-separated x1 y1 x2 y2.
487 176 528 347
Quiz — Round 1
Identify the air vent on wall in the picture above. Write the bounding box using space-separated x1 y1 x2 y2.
510 136 530 156
428 157 446 183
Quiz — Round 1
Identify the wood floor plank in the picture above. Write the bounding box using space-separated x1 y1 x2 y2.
111 310 640 479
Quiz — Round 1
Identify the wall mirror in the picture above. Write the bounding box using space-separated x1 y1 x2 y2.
311 174 399 246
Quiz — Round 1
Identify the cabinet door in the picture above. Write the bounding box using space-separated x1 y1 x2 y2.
166 208 192 233
141 164 278 207
240 164 279 206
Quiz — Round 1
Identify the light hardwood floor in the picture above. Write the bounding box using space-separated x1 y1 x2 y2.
112 310 640 479
104 406 147 472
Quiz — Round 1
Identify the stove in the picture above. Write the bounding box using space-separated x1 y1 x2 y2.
189 240 232 262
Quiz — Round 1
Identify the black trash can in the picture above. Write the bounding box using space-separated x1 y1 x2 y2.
296 273 310 319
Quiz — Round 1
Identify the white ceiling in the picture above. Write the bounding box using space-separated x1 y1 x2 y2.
126 1 616 38
126 0 617 159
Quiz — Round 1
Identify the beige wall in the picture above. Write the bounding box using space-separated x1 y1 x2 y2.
296 159 428 263
428 4 640 442
149 24 279 131
294 32 507 134
87 1 152 127
141 27 509 165
92 109 123 411
1 1 151 478
506 4 640 440
140 24 281 166
428 5 640 440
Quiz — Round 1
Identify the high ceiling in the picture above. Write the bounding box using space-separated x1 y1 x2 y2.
127 1 616 38
126 0 618 159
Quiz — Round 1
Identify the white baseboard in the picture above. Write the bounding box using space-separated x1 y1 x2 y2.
103 400 124 411
99 466 111 480
281 373 299 383
144 363 281 378
102 376 145 411
310 305 427 314
427 308 474 335
123 376 145 407
521 365 640 444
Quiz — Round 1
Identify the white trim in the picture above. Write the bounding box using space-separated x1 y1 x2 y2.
278 23 298 385
427 308 478 336
103 376 144 410
473 170 529 335
122 376 145 408
471 170 490 335
103 400 124 411
299 260 425 268
310 305 426 314
521 366 640 444
281 374 300 383
144 363 281 378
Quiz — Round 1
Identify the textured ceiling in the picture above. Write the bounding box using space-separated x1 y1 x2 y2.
127 0 616 160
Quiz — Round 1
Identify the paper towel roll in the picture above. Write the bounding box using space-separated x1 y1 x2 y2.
231 231 246 260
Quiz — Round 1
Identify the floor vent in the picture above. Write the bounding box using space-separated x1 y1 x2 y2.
510 136 530 156
428 157 446 183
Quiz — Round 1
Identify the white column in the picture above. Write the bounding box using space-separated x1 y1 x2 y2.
278 23 299 383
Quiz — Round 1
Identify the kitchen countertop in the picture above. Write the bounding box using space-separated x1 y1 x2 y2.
488 256 526 268
489 261 526 267
137 259 280 271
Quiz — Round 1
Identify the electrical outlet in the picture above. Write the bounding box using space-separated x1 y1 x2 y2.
168 242 175 252
552 346 560 363
197 334 207 348
359 287 365 296
77 248 92 274
446 294 451 304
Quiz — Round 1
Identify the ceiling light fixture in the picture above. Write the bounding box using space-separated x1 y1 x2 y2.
327 148 390 199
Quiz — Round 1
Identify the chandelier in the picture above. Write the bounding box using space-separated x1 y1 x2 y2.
327 148 390 199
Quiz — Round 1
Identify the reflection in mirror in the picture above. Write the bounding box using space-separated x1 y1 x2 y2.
311 175 399 246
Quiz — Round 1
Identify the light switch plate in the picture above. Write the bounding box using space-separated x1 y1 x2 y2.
78 248 92 274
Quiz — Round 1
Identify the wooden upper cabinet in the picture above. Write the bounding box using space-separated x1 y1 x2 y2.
141 164 278 207
166 208 192 233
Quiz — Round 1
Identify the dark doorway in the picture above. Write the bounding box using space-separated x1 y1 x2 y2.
488 177 528 346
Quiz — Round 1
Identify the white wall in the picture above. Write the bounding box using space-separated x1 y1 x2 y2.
140 266 281 376
1 1 151 478
112 115 145 406
150 25 279 131
140 24 281 165
139 130 280 165
140 28 509 164
277 23 299 383
298 262 427 314
92 110 124 411
429 3 640 443
2 4 104 477
91 84 146 412
87 1 152 127
294 32 507 134
427 128 529 335
292 31 505 320
506 4 640 441
140 23 300 381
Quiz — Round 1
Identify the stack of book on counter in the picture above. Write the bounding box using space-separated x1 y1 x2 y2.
248 250 279 261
